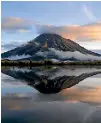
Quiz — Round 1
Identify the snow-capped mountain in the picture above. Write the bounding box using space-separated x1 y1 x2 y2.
1 33 101 61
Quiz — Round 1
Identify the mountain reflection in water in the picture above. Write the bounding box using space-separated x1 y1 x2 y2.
1 66 101 94
1 66 101 123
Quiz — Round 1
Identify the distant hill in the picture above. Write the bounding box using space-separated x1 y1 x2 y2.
92 50 101 55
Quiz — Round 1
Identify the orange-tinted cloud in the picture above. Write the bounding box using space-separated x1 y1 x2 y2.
1 17 101 42
36 21 101 41
1 17 32 33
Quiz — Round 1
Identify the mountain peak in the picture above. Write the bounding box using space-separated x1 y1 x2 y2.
39 33 62 37
1 33 101 61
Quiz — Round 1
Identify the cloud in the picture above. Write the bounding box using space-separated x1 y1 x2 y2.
36 21 101 41
1 41 23 52
1 17 101 43
1 17 32 33
5 54 31 60
36 48 101 61
79 41 101 50
1 48 6 53
82 5 96 21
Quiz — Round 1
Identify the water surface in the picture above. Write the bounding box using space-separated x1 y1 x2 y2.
1 66 101 123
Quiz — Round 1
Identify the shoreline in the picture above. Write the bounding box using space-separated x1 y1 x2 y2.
1 60 101 66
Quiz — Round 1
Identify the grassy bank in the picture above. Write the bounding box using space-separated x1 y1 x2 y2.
1 59 101 66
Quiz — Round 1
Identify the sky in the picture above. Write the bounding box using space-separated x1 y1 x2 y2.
1 1 101 53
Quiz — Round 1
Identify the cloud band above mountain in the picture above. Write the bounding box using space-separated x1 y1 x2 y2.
1 17 101 42
36 22 101 41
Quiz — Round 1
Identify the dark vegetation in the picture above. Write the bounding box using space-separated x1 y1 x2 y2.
1 59 101 66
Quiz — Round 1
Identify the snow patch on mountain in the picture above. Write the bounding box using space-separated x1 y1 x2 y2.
36 48 101 61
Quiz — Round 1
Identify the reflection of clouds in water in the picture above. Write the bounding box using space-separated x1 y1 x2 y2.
2 100 101 123
8 105 21 111
77 76 101 87
61 86 101 104
83 106 101 123
36 67 101 79
90 73 101 78
2 85 101 105
1 67 101 123
1 73 27 87
1 73 38 95
10 67 31 73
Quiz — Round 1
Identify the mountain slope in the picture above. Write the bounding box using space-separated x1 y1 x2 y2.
1 33 101 61
34 33 100 56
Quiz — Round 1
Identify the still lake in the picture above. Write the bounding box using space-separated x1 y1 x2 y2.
1 65 101 123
